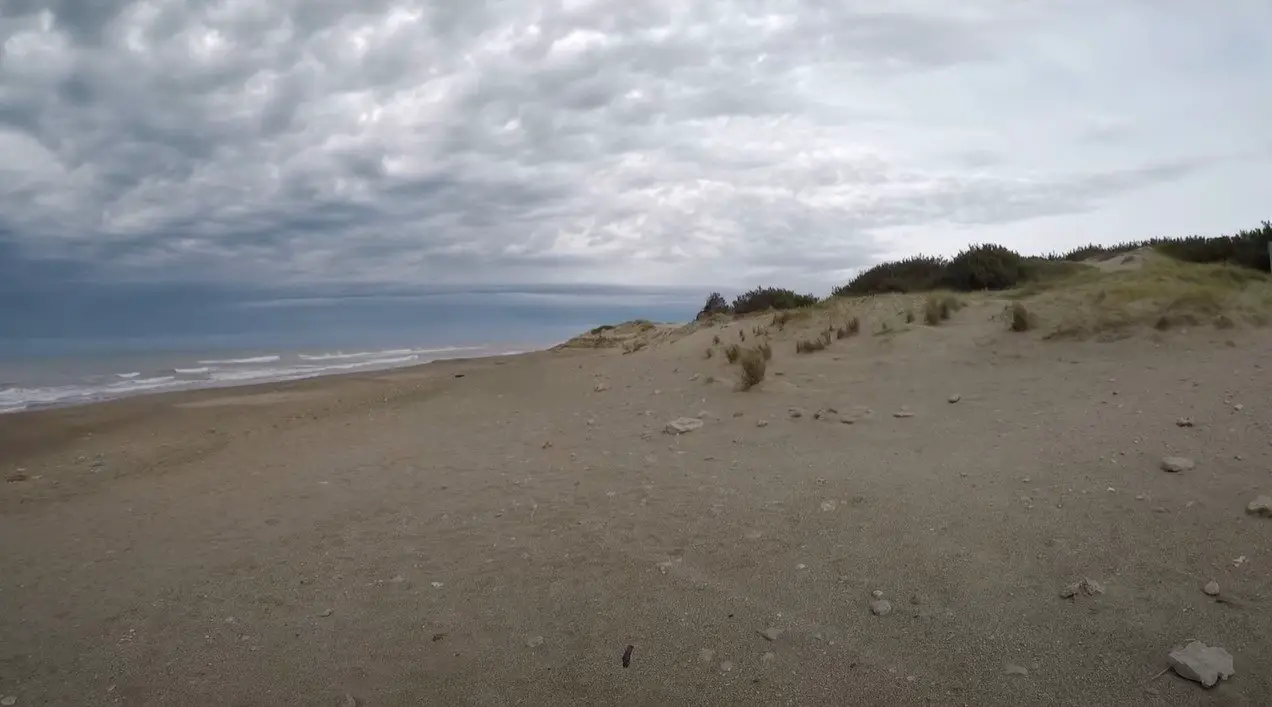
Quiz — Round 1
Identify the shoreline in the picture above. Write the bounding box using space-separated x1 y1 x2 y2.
0 343 545 419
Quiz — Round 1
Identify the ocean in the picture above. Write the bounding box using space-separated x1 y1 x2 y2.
0 342 540 414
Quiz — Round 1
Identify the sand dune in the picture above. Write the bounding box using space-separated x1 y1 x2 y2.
2 281 1271 705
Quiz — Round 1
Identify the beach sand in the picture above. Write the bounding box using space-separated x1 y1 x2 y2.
2 301 1270 705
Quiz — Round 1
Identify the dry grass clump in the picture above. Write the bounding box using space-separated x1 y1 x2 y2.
773 309 812 331
796 337 828 354
756 340 773 360
924 293 964 325
704 347 714 359
713 334 721 345
834 316 861 339
724 344 742 363
737 348 768 390
1008 302 1034 332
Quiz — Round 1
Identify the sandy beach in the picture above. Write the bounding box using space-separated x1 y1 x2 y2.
2 296 1271 706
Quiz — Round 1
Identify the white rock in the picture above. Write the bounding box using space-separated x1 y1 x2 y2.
1246 495 1272 517
1203 580 1220 596
594 383 610 392
948 395 961 404
1003 664 1029 677
758 627 782 641
664 418 704 435
893 410 915 418
1160 456 1195 473
1168 640 1234 687
871 589 884 599
869 599 892 616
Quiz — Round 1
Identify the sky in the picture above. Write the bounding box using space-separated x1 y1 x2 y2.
1 0 1271 341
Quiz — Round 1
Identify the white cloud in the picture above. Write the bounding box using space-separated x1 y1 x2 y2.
0 0 1269 294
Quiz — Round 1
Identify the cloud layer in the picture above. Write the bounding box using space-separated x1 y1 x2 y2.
2 0 1270 293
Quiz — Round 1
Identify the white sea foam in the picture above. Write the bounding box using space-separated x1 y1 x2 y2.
116 372 141 379
298 345 481 361
196 355 281 365
174 367 211 374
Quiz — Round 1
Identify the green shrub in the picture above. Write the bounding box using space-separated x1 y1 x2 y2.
732 287 819 314
834 256 948 296
942 244 1023 291
698 292 732 319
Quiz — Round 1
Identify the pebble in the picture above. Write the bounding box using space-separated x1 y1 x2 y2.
869 599 892 616
720 661 733 672
1246 495 1272 517
1003 664 1029 677
319 608 333 617
1 697 15 706
893 410 915 418
594 383 610 392
756 420 769 428
788 407 805 419
948 395 961 404
665 417 704 435
1059 577 1105 598
1204 580 1220 596
1176 417 1194 427
758 627 782 641
1160 456 1195 473
526 636 545 648
871 589 884 599
820 500 837 512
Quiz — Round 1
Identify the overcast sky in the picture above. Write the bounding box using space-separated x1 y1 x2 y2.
2 0 1270 298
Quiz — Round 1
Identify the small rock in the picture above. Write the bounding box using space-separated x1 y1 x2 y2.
871 589 884 599
1245 495 1272 517
1 697 15 706
732 411 744 418
5 473 28 483
758 627 782 641
1203 580 1220 596
690 373 701 382
720 661 733 672
869 599 892 616
756 419 769 428
788 407 805 419
1003 664 1029 677
1168 640 1234 687
1160 456 1195 473
526 636 545 648
1176 417 1194 427
1233 404 1244 412
594 383 610 392
819 500 837 512
665 417 704 435
893 410 915 418
813 407 838 420
1059 577 1105 599
948 395 961 404
319 608 333 617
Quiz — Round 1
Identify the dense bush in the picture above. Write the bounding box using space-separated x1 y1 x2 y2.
941 244 1023 291
833 256 948 296
697 292 732 319
731 287 818 314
